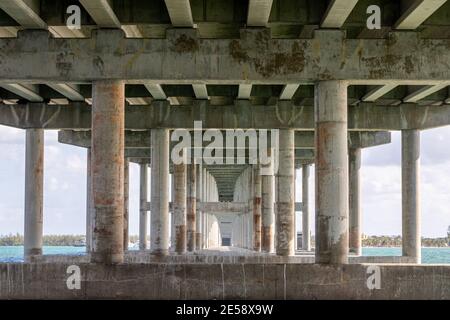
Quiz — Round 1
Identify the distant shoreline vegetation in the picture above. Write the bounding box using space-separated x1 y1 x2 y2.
0 233 448 247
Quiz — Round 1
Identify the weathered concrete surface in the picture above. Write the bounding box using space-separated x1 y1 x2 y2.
349 148 361 255
90 81 125 264
315 81 349 264
402 129 421 263
150 129 170 256
253 166 262 252
3 101 450 130
24 128 44 260
301 164 311 251
139 163 149 250
276 129 295 256
0 263 448 299
123 159 130 250
173 163 187 254
0 29 450 82
186 164 196 251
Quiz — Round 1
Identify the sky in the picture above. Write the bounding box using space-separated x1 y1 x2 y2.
0 125 449 238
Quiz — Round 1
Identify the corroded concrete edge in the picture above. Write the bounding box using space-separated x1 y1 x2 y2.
0 263 448 299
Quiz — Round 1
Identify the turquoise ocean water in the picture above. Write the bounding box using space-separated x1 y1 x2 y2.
0 246 449 263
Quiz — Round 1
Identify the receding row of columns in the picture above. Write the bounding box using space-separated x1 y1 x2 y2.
22 80 422 264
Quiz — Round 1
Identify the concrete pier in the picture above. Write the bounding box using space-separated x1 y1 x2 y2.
261 170 274 253
150 129 170 256
315 81 349 264
85 148 92 253
123 159 129 250
402 129 421 263
349 148 362 255
173 162 187 254
24 129 44 261
275 129 295 256
253 166 262 251
139 163 149 250
195 166 202 250
91 81 125 264
301 164 311 251
186 164 197 251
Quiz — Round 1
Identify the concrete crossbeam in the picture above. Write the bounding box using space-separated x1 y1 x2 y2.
192 84 208 99
1 29 450 82
395 0 448 30
238 85 252 99
0 0 46 29
46 83 84 102
144 84 167 100
362 84 398 102
321 0 359 28
0 84 43 102
164 0 194 27
79 0 121 28
279 84 300 100
247 0 273 27
57 130 390 150
403 83 449 102
3 101 450 130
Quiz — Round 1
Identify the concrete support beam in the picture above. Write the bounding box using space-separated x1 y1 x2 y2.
321 0 359 28
144 84 167 100
253 166 262 251
173 162 187 254
164 0 194 27
2 29 450 82
139 163 148 250
279 84 300 100
0 84 42 102
90 80 125 264
402 129 421 263
315 81 349 264
276 129 295 256
79 0 121 28
261 169 274 253
195 166 202 250
6 101 450 131
349 148 362 256
192 84 208 100
24 128 44 261
395 0 448 30
301 164 311 251
362 84 398 102
123 159 129 251
238 85 252 99
403 84 449 102
150 129 170 256
46 83 84 102
0 0 46 29
186 164 196 251
247 0 273 27
86 148 92 253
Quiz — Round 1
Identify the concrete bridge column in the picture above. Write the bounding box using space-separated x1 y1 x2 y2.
150 129 170 256
202 167 207 249
302 164 311 251
253 166 262 251
276 129 295 256
187 164 197 251
86 148 92 253
24 129 44 261
261 166 275 253
91 81 125 264
139 163 148 250
196 166 203 250
315 80 349 264
402 129 421 263
123 159 129 251
173 162 187 254
349 148 362 256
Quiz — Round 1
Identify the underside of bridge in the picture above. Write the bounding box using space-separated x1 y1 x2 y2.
0 0 450 299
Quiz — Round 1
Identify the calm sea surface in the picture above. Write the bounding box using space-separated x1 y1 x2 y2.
0 246 449 263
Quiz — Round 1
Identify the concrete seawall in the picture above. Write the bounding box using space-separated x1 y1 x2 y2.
0 263 449 299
